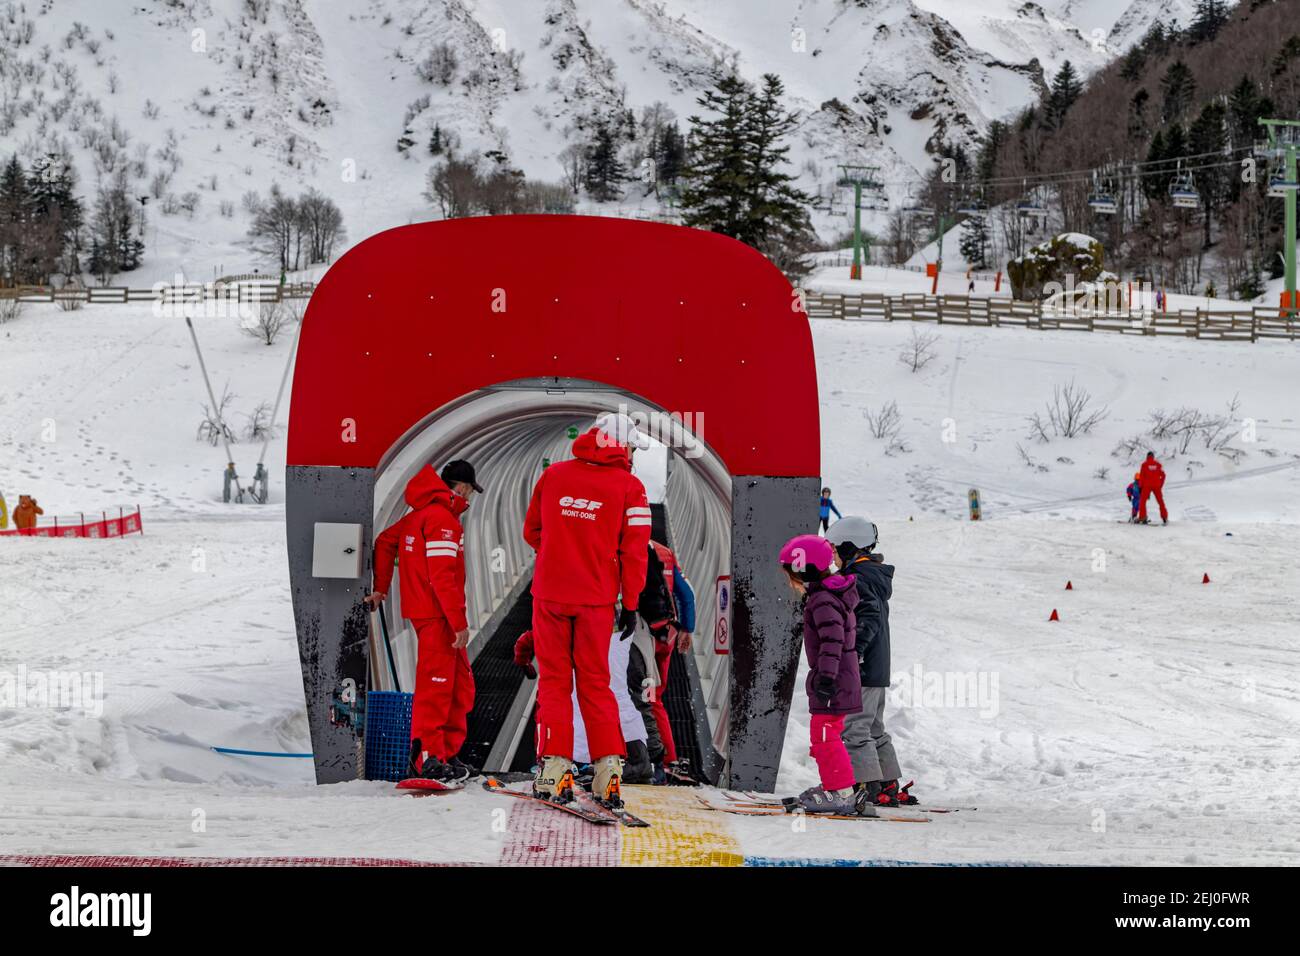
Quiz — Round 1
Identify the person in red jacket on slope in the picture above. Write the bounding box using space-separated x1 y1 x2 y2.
523 411 652 808
1136 451 1169 525
366 459 483 785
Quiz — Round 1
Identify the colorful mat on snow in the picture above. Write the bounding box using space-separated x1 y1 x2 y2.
0 789 1014 868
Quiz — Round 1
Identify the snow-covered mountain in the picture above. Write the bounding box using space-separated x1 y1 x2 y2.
0 0 1175 279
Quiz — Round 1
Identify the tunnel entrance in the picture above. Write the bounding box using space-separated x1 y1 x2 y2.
365 378 732 781
284 215 821 790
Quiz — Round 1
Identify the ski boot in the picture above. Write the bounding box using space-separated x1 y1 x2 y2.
445 755 476 782
854 779 886 806
533 755 576 803
591 754 625 809
878 779 919 806
404 739 460 785
622 740 654 785
792 785 858 815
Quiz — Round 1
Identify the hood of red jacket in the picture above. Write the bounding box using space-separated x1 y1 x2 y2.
404 465 469 515
571 427 632 470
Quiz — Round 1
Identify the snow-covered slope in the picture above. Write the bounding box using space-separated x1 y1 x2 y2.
0 0 1132 282
2 292 1298 863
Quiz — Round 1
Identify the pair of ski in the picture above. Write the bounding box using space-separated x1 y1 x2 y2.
730 789 975 814
481 776 650 827
698 792 930 824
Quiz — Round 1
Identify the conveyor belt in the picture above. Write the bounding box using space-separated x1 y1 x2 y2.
457 583 534 770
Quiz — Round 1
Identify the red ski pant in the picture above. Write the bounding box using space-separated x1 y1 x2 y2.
809 714 854 792
649 636 677 764
1138 484 1167 522
532 599 626 762
410 617 475 765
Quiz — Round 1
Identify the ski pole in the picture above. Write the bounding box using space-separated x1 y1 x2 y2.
376 602 401 692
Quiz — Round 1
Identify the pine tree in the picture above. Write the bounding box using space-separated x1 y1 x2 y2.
679 72 814 276
1188 100 1227 246
428 125 445 156
0 155 32 285
584 124 627 202
1188 1 1230 44
959 214 989 269
1046 61 1083 128
657 123 685 188
88 175 143 282
742 73 813 251
29 154 85 279
1160 60 1196 123
679 74 753 239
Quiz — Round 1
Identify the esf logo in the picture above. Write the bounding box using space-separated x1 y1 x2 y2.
558 496 602 520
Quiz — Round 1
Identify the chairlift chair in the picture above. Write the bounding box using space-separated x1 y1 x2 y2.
1169 170 1200 209
1088 193 1118 215
1267 174 1299 197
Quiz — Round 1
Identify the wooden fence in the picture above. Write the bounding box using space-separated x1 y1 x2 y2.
801 291 1300 342
0 279 316 306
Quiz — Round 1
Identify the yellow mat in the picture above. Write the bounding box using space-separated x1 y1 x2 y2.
619 786 744 867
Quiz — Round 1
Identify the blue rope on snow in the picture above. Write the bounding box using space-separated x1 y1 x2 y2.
211 746 314 759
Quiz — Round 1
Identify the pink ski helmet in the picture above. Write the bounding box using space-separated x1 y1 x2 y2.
779 534 835 577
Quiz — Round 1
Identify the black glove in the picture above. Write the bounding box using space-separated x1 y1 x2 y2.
618 607 638 641
813 673 837 702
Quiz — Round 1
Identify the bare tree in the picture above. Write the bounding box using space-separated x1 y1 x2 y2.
899 328 939 372
241 300 292 345
197 385 237 446
244 402 276 441
1044 380 1109 438
0 295 23 324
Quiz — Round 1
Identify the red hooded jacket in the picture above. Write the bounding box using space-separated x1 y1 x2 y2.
1139 456 1166 491
373 465 469 631
523 428 651 609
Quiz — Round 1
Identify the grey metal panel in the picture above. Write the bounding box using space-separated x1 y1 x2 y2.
724 474 821 790
286 465 376 784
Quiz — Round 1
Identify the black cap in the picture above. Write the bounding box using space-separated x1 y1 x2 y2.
441 459 483 493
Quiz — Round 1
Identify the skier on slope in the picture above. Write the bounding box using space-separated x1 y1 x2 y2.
1125 472 1141 523
366 460 483 785
523 412 652 808
825 517 918 808
628 538 697 783
779 533 864 815
818 487 841 533
1136 451 1168 525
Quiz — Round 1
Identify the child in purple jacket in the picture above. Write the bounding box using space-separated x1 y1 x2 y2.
779 533 864 815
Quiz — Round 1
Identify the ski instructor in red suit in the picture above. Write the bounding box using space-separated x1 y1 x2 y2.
1137 450 1168 525
366 459 483 785
524 412 652 808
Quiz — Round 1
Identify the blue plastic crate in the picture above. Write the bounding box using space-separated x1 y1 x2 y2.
363 690 414 781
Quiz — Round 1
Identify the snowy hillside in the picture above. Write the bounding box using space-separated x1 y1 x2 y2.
0 0 1145 282
2 295 1298 864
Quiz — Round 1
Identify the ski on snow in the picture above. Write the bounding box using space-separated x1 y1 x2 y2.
396 777 465 795
482 776 617 824
574 790 651 828
695 793 930 823
481 777 650 827
732 790 976 814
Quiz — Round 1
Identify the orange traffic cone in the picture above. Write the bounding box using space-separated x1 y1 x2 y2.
1065 580 1073 590
1202 572 1211 584
1049 609 1060 622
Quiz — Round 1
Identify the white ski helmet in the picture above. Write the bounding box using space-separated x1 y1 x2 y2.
826 515 878 552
